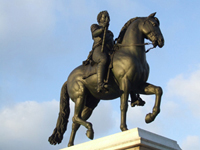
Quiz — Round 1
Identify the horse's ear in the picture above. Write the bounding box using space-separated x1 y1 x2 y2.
148 12 156 18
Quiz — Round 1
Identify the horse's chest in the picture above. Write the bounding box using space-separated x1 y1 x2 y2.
113 52 149 83
129 62 149 83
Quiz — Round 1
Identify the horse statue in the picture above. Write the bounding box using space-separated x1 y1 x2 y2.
49 12 164 147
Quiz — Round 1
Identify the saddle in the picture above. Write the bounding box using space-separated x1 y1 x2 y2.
82 63 98 79
82 49 115 81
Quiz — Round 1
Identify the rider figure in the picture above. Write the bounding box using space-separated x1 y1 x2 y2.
91 11 114 92
83 11 145 103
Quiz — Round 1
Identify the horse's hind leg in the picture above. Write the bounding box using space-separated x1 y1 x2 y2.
68 106 94 147
72 99 94 140
70 82 97 140
68 96 100 147
68 122 79 147
138 83 163 123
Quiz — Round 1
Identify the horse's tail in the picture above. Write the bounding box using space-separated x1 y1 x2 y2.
48 81 70 145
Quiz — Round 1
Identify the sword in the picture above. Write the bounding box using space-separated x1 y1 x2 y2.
101 26 107 53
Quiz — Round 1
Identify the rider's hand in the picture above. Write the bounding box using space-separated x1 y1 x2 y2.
102 22 109 28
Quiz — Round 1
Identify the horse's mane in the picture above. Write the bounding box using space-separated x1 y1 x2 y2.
116 17 138 44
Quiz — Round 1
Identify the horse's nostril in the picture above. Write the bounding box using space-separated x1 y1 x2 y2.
160 38 164 43
158 38 164 47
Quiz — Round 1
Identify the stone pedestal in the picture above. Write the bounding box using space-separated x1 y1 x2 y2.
60 128 181 150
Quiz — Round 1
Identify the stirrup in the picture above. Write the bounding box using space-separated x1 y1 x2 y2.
97 83 109 93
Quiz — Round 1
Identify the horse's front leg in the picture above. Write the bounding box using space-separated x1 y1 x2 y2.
119 77 130 131
138 83 163 123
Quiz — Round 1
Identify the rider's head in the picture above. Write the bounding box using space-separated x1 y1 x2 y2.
97 11 110 24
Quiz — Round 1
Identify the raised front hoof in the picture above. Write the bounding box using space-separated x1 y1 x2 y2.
68 143 74 147
86 129 94 140
145 113 155 124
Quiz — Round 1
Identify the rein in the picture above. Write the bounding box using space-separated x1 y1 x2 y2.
115 42 155 53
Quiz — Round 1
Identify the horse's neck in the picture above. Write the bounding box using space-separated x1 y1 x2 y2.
118 21 147 62
121 21 145 54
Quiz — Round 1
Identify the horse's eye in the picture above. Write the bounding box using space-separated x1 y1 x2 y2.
153 23 157 27
151 21 158 27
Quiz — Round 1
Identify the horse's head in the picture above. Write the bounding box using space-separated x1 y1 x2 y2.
140 12 164 48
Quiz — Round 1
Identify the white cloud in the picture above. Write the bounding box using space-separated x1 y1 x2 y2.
182 136 200 150
162 100 181 118
0 100 64 150
166 67 200 117
0 99 119 150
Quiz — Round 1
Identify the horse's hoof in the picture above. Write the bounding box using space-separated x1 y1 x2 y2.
120 125 128 131
145 113 155 123
48 129 63 145
121 128 128 131
86 129 94 140
68 143 74 147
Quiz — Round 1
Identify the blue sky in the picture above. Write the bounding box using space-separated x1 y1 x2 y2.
1 0 200 150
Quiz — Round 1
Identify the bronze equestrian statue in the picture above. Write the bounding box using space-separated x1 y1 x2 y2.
49 12 164 147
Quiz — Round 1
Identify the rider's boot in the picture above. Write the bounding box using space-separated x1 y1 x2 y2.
130 93 145 107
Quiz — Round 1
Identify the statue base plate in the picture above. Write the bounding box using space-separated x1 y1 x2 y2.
60 128 181 150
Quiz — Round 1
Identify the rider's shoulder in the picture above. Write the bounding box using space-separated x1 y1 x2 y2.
91 24 100 32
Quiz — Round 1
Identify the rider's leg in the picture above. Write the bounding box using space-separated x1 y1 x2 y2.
92 47 109 92
97 58 108 91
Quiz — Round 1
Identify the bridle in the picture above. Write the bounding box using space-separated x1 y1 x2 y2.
115 42 155 53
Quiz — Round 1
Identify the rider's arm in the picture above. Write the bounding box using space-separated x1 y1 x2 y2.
91 24 104 37
92 28 104 37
